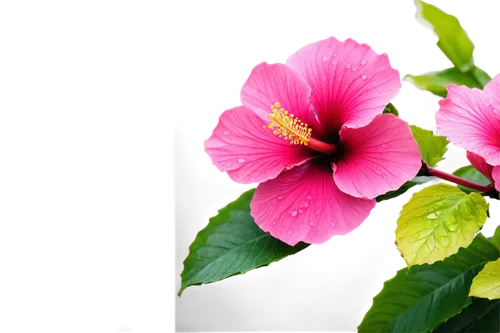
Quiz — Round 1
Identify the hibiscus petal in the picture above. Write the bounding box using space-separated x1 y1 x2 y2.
204 106 312 184
484 74 500 109
250 163 375 246
466 151 494 182
285 37 401 132
493 166 500 191
240 62 320 132
435 84 500 165
333 114 421 199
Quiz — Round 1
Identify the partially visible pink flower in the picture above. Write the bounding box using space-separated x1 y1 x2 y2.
436 75 500 191
205 37 422 246
466 151 500 193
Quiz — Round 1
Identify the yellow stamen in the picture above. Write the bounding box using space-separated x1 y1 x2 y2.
268 102 312 145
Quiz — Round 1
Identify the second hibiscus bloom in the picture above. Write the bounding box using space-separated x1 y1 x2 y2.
205 37 422 246
436 77 500 192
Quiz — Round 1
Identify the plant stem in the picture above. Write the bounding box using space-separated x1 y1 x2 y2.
426 166 493 193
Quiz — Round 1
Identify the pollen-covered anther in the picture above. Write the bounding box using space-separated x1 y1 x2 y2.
268 102 312 145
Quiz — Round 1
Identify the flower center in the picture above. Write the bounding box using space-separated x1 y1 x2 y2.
268 102 312 145
267 102 337 155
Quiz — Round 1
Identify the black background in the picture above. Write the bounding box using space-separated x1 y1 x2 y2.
128 0 500 332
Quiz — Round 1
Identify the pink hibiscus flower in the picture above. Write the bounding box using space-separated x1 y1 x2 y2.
435 76 500 192
205 37 422 246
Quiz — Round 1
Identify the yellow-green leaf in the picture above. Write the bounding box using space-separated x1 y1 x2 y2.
410 125 449 167
396 184 488 267
415 0 475 72
469 259 500 300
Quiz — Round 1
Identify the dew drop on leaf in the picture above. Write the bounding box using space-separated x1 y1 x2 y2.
458 202 473 219
437 235 450 247
426 212 438 220
445 218 459 232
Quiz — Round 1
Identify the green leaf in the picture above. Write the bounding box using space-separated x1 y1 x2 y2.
472 66 492 87
383 103 399 117
453 165 491 194
434 298 500 333
396 184 488 267
179 189 309 295
415 0 474 72
376 176 433 202
404 68 483 98
358 234 499 333
469 259 500 300
410 125 449 167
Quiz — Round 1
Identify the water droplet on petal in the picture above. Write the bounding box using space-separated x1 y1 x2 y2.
224 131 229 135
291 210 298 217
307 196 312 200
304 201 310 207
361 74 367 80
330 222 336 227
309 221 316 227
352 67 357 72
277 196 283 200
271 221 277 226
381 144 387 149
322 56 328 62
382 173 387 179
361 59 366 65
287 229 293 235
299 209 304 213
346 64 351 69
237 158 245 163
